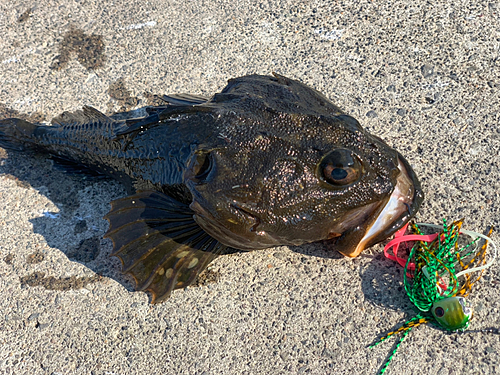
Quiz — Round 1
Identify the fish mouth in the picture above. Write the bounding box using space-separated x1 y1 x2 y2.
334 153 424 257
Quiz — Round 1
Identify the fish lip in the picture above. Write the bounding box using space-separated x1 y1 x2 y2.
337 153 424 257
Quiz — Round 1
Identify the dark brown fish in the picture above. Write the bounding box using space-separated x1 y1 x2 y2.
0 74 423 302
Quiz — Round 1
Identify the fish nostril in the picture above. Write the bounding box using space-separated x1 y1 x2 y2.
387 159 397 170
387 159 400 179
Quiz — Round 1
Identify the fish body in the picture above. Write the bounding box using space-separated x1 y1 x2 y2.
0 74 423 302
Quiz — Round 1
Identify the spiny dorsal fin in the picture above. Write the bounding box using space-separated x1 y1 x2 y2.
51 106 114 127
104 190 226 303
116 105 212 137
272 72 293 85
161 93 208 106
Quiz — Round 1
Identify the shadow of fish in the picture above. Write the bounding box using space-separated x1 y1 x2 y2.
0 73 423 302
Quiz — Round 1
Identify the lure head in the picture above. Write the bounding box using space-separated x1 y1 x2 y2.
431 296 472 331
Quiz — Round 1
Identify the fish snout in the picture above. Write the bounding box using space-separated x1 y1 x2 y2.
332 153 423 257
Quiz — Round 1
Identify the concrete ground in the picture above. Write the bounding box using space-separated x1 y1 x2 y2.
1 0 499 374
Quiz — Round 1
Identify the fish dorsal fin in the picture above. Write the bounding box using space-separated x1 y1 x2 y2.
104 190 226 303
52 106 115 127
161 93 208 106
116 105 212 137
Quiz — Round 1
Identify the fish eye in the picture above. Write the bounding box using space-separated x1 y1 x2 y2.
318 149 361 186
434 306 445 318
192 152 212 180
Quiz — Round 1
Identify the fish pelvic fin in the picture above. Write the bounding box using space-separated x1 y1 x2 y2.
104 190 226 303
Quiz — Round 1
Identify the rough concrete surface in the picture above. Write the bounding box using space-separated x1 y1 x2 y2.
1 1 499 374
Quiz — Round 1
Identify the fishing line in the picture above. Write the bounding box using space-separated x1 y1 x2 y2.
369 219 497 375
414 223 497 278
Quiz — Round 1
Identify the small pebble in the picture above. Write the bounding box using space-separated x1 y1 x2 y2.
422 64 435 78
28 313 40 321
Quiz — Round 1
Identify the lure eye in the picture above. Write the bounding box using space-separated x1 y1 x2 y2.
318 149 361 186
431 297 471 331
434 307 445 318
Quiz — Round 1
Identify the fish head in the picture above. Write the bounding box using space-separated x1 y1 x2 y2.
184 105 423 257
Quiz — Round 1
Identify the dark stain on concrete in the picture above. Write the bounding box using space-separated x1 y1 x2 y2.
20 271 101 291
26 251 45 264
18 8 32 23
74 219 88 234
50 28 106 71
108 79 140 111
67 236 101 263
191 268 221 287
4 254 14 264
143 92 170 107
2 173 32 189
46 181 80 212
0 103 46 123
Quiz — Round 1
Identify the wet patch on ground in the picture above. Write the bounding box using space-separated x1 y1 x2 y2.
67 236 101 263
143 92 170 106
0 103 46 123
50 28 106 70
191 268 221 287
1 173 32 189
20 271 101 291
26 251 45 264
46 182 81 211
17 8 32 23
74 220 88 234
4 254 14 264
107 79 140 112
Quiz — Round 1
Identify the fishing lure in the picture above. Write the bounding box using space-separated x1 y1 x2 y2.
369 219 497 374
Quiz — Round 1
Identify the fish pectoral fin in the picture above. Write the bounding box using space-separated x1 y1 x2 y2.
104 190 226 303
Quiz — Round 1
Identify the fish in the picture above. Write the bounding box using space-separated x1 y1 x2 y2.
0 73 423 302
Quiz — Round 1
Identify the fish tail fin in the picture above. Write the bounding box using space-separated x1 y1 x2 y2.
0 118 40 151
